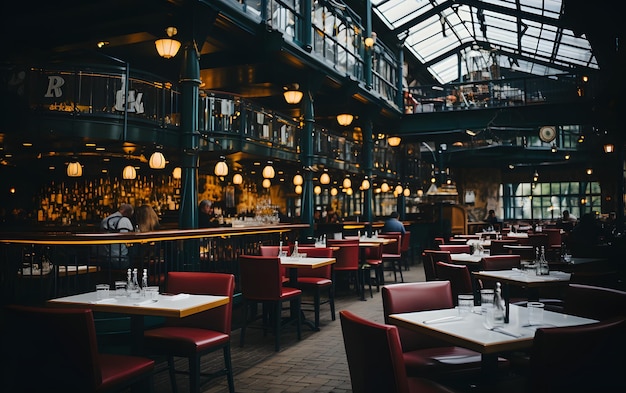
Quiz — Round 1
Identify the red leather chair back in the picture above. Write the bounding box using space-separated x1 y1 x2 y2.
379 233 402 255
423 250 452 281
480 254 521 271
435 261 475 303
259 245 290 256
340 310 411 393
563 283 626 320
382 281 454 351
530 317 626 392
239 255 284 300
327 240 359 271
164 271 234 333
294 247 334 278
3 305 103 391
489 239 519 255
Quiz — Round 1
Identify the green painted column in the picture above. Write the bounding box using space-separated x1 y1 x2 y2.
301 89 315 240
363 116 373 235
178 43 201 229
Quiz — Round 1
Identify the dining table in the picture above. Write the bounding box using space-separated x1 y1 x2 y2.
280 255 336 330
389 304 598 376
47 290 229 354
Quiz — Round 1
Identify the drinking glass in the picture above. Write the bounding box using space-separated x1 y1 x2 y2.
96 284 110 300
527 302 545 325
457 294 474 317
114 281 127 297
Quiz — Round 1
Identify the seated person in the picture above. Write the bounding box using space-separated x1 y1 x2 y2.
382 211 405 234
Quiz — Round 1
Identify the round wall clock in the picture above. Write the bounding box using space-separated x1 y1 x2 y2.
539 126 556 143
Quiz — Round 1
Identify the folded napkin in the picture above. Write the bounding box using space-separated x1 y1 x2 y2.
169 293 190 301
423 316 463 324
91 298 117 304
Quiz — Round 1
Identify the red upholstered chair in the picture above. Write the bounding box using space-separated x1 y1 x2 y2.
259 245 290 282
480 254 521 271
381 281 507 379
400 231 412 270
326 239 365 297
339 310 458 393
363 242 384 295
292 246 336 329
563 283 626 320
435 261 477 305
423 250 452 281
438 244 471 254
238 255 302 351
529 317 626 392
488 239 519 255
445 238 469 245
378 233 404 283
2 305 155 393
142 272 235 393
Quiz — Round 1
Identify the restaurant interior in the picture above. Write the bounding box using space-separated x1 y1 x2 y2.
1 1 625 392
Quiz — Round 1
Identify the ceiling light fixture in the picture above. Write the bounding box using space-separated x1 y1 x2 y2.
123 165 137 180
293 173 303 186
320 172 331 185
172 166 182 179
262 161 275 179
214 156 228 177
342 176 352 189
149 151 166 169
66 161 82 177
336 113 354 126
155 27 181 59
283 84 303 104
604 143 615 153
387 136 401 147
262 178 271 188
233 173 243 185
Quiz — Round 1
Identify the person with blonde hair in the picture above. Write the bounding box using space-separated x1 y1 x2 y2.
134 204 160 232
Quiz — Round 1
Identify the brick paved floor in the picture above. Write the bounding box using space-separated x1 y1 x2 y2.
147 263 426 393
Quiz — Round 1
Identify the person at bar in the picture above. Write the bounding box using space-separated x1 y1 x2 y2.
382 211 405 234
134 204 160 232
100 203 135 269
198 199 219 228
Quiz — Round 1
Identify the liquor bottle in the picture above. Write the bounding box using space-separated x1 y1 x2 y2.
141 269 148 297
291 241 299 257
126 268 133 295
537 246 549 275
131 268 140 298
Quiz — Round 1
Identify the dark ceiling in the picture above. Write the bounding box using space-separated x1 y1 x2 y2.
2 0 624 172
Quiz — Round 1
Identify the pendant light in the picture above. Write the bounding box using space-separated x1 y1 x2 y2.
361 178 370 190
336 113 354 126
122 165 137 180
320 172 331 185
149 151 166 169
66 161 82 177
262 178 271 188
295 185 303 194
314 185 322 195
233 173 243 185
214 156 228 177
172 166 182 179
342 176 351 189
387 136 401 147
155 27 181 59
380 182 390 193
262 161 275 179
293 173 303 186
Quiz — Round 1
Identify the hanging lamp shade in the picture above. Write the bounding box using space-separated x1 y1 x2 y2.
149 152 166 169
314 185 322 195
262 178 271 188
330 187 338 196
361 179 370 190
336 113 354 126
283 90 303 104
233 173 243 185
172 166 182 179
295 185 303 194
403 187 411 197
262 163 275 179
122 165 137 180
380 182 390 193
320 172 331 185
395 185 403 194
214 160 229 177
604 143 615 153
66 161 82 177
293 174 303 186
387 136 402 147
155 27 181 59
346 188 353 195
342 177 351 189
